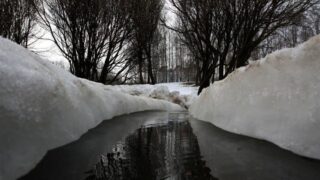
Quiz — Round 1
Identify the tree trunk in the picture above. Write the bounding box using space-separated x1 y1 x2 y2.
146 45 156 84
138 51 144 84
218 57 224 80
197 72 211 95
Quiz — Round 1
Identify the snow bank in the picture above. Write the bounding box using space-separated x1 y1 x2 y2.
190 35 320 159
106 83 197 108
157 82 198 96
0 38 182 180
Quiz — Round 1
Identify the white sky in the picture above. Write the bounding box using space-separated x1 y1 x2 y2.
164 0 176 27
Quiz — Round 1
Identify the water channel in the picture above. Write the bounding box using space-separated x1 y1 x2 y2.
20 111 320 180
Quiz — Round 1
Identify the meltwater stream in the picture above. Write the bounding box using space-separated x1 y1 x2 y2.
21 111 320 180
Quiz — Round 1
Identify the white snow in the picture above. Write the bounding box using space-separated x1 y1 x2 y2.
190 35 320 160
107 83 197 108
0 37 183 180
157 82 198 96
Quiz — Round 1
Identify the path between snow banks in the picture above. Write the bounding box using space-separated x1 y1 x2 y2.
0 38 183 180
190 35 320 160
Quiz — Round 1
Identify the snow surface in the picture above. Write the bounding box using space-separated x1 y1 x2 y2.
0 37 183 180
107 83 197 108
157 83 198 96
190 35 320 160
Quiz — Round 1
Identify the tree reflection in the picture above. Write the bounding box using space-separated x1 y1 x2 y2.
85 120 217 180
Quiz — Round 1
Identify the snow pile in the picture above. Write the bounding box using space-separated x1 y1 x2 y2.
148 86 189 109
154 83 198 108
149 86 171 99
157 82 198 96
190 35 320 159
107 83 197 108
0 38 182 180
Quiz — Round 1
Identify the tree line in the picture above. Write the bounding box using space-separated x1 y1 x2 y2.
0 0 319 94
169 0 319 94
0 0 38 48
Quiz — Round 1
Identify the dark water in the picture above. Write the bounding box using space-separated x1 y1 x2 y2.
20 111 320 180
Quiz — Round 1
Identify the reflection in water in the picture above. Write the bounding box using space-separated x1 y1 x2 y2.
85 113 216 180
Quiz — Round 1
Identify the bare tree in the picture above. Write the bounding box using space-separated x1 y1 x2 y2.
128 0 164 84
0 0 38 48
254 3 320 59
169 0 318 94
37 0 132 83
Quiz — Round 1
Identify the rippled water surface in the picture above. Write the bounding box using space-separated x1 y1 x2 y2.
21 111 320 180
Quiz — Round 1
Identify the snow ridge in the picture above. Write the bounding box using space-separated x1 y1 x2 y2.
190 35 320 160
0 37 182 180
